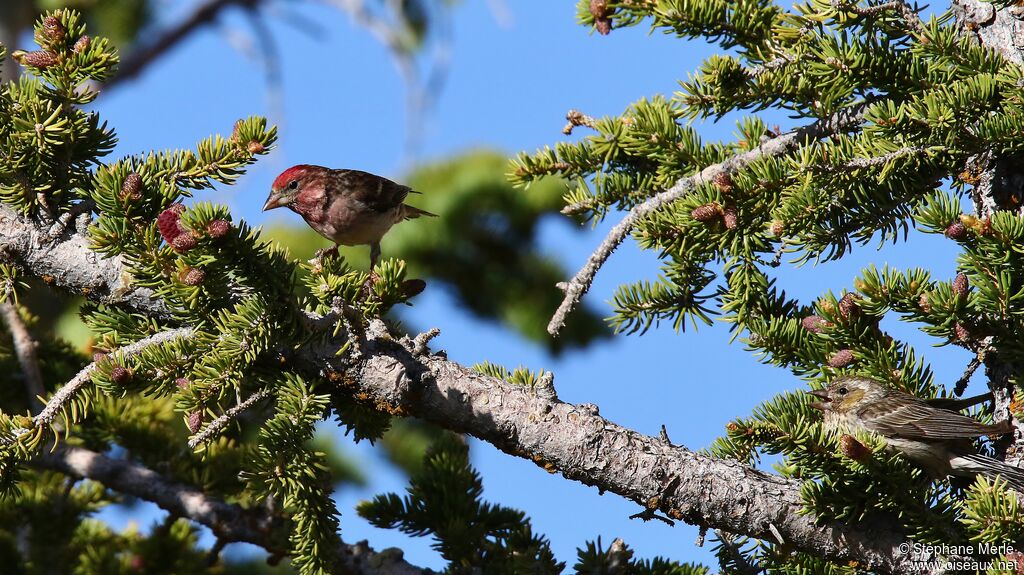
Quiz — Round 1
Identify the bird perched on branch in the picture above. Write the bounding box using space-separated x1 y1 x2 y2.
263 165 436 269
808 375 1024 491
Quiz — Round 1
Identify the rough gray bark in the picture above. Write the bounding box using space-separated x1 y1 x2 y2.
0 208 961 575
952 0 1024 470
33 445 427 575
0 205 169 319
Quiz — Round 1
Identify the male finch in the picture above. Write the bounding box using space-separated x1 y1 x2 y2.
263 165 436 269
808 375 1024 491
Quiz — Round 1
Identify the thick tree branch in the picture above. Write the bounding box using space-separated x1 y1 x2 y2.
32 445 426 575
0 207 961 575
547 101 872 336
0 205 170 319
291 323 960 575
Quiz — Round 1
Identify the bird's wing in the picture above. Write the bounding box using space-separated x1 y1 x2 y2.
336 169 413 212
858 395 1010 440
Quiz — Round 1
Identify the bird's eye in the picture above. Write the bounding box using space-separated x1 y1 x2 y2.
287 180 299 190
838 387 848 395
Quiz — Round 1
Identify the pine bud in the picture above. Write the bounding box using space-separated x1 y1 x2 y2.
246 140 265 154
828 349 855 368
691 202 723 223
110 365 132 386
839 434 871 462
713 172 734 194
172 232 198 253
230 119 244 142
944 221 967 241
180 267 205 286
72 35 90 54
838 293 860 319
206 219 231 239
801 315 829 333
157 205 184 243
42 16 66 45
919 292 932 313
952 273 969 298
723 208 738 230
121 173 142 202
770 220 785 236
92 352 108 364
590 0 612 34
954 322 971 342
174 377 191 390
15 50 59 68
187 410 204 434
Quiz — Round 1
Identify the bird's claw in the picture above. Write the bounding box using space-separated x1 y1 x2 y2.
314 246 339 263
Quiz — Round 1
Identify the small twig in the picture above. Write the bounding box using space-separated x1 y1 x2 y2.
820 146 932 172
629 507 676 526
695 526 708 547
563 109 597 135
832 0 927 35
533 371 557 401
954 337 992 396
188 387 272 449
33 328 194 429
659 424 673 445
46 199 95 240
410 327 441 356
547 102 872 335
0 302 45 410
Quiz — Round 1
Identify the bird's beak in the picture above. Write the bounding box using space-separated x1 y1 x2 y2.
262 192 285 211
807 389 831 411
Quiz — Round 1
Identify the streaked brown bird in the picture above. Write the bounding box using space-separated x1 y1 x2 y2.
808 375 1024 491
263 165 436 269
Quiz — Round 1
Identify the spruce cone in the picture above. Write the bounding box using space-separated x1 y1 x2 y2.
691 203 723 222
952 272 969 298
839 434 871 462
828 349 855 368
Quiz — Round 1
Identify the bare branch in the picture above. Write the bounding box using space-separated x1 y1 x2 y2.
547 102 872 336
0 302 45 410
295 325 963 575
33 327 194 429
32 445 426 575
188 387 272 449
105 0 261 90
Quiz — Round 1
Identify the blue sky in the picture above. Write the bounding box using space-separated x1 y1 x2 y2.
89 0 973 570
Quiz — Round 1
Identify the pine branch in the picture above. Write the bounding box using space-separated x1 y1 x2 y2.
33 327 194 429
0 192 964 575
547 101 872 336
31 445 426 575
0 302 45 410
188 387 272 449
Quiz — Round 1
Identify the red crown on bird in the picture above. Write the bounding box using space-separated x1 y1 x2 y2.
272 164 318 190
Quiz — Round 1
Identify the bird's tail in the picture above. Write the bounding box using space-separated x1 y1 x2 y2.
402 205 438 220
953 453 1024 493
